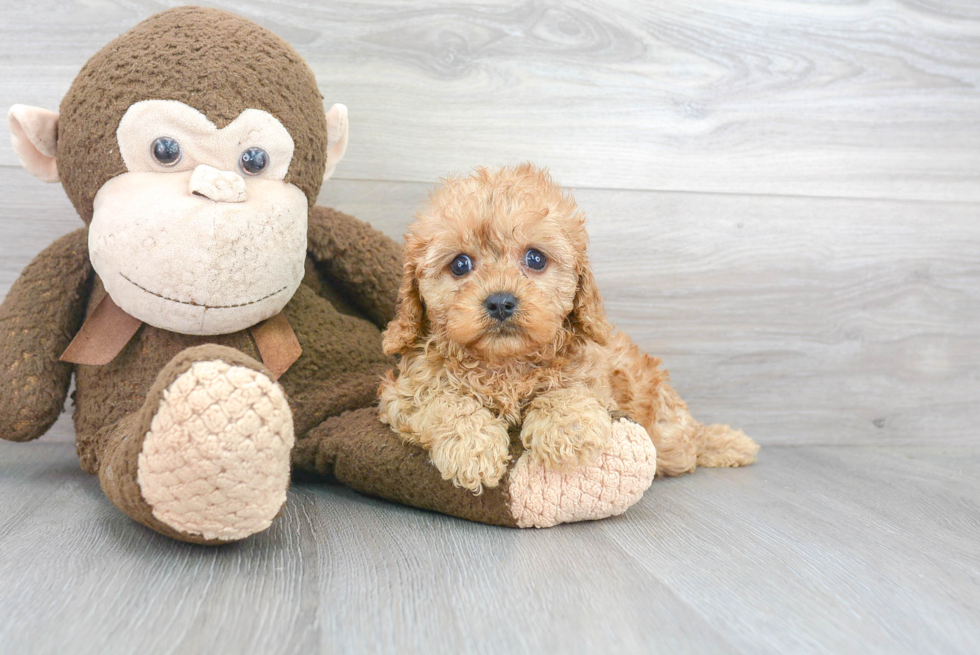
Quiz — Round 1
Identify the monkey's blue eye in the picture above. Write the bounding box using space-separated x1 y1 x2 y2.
151 137 181 166
450 254 473 276
240 147 268 175
525 248 547 271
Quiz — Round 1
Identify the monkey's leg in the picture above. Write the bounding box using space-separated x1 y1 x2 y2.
91 345 293 545
293 409 657 528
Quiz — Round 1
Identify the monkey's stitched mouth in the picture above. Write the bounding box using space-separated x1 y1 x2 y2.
120 273 287 309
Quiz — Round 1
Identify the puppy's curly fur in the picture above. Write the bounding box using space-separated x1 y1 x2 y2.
380 164 759 492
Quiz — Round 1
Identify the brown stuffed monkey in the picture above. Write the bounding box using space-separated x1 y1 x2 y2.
1 7 657 545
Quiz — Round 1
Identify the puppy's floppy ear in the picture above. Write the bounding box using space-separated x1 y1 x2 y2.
382 240 426 355
570 256 613 345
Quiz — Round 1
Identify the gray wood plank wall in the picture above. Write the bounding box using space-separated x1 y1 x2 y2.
1 0 978 446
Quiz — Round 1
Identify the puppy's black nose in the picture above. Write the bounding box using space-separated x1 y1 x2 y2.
484 293 518 321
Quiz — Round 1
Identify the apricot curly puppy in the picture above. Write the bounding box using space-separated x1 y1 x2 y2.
379 164 759 492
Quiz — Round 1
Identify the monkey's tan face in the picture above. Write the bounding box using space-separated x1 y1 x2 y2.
88 100 308 335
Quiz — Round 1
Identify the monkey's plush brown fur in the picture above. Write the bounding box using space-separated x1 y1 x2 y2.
380 165 759 492
1 8 660 542
58 8 328 224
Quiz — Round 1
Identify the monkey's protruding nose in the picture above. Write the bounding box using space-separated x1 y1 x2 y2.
189 164 248 203
484 293 518 322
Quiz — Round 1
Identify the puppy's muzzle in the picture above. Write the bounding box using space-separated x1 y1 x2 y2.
484 292 518 322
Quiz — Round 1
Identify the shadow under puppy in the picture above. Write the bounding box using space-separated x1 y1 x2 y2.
380 164 759 492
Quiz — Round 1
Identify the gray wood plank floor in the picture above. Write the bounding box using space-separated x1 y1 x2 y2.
0 442 977 655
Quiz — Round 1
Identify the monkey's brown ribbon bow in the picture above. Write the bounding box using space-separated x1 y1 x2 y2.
60 295 301 380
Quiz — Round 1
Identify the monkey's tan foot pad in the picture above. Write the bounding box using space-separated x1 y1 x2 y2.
507 418 657 528
137 360 294 542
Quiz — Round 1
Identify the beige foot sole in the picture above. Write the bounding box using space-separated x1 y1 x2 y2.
137 360 294 542
507 418 657 528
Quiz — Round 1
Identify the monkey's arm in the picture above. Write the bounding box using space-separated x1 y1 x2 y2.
306 205 401 330
0 227 92 441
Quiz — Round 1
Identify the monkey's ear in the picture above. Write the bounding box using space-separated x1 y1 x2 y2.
322 103 349 182
8 105 60 183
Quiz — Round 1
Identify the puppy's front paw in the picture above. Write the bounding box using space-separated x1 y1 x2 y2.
521 393 612 471
429 419 511 494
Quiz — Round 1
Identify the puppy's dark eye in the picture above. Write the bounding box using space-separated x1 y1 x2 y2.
240 147 269 175
151 137 181 166
450 254 473 276
525 248 547 271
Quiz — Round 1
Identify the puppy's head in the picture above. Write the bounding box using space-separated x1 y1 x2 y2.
384 164 611 362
